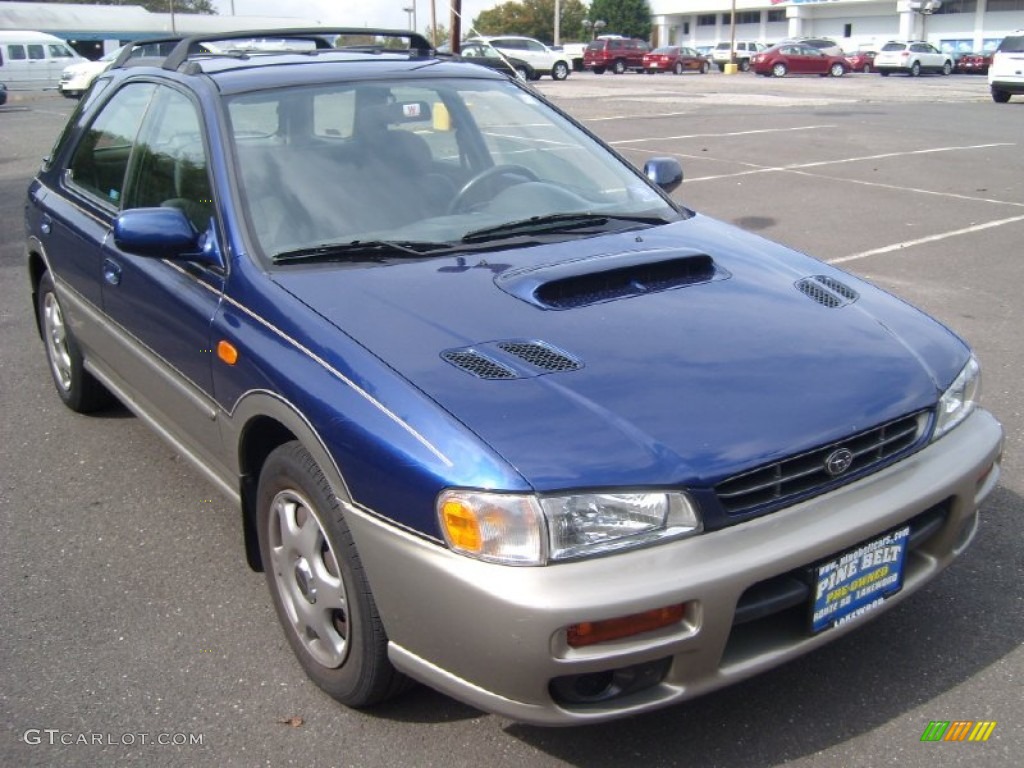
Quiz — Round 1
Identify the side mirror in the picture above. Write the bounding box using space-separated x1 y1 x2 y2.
644 157 684 194
114 207 220 266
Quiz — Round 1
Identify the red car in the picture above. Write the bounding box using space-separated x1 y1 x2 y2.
753 43 849 78
956 52 992 74
642 46 711 75
845 50 876 73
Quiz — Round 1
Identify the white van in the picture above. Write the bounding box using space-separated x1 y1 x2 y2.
0 30 85 90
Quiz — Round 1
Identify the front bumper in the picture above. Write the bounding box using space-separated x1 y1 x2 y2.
345 410 1002 725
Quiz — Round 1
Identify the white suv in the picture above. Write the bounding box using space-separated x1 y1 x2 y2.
873 41 952 77
467 36 571 80
989 30 1024 103
711 41 764 72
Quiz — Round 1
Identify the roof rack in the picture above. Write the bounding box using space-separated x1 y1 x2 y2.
109 28 435 72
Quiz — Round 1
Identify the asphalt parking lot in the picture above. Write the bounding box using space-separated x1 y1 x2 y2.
1 72 1021 767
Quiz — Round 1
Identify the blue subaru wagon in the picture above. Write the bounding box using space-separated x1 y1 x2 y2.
26 30 1003 725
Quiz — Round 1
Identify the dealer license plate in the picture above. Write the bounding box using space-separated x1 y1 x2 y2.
810 526 910 634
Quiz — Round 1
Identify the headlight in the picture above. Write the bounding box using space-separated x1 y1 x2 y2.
933 355 981 440
438 489 701 565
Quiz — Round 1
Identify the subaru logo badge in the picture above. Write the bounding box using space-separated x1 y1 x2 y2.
824 448 854 477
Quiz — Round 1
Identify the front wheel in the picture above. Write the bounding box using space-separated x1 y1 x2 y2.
942 61 952 76
612 59 626 75
992 89 1011 103
739 59 751 72
551 61 569 81
673 62 683 75
37 271 111 413
830 63 846 77
257 441 408 707
771 62 787 78
701 61 710 74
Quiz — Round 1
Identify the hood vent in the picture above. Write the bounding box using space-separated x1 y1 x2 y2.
496 341 582 372
441 340 583 380
441 349 518 380
535 254 717 309
796 275 859 308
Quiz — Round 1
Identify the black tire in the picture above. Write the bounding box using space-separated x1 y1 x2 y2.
673 62 683 75
910 61 921 77
942 61 952 76
739 58 751 72
830 63 846 78
257 441 409 707
551 61 569 81
592 65 605 75
992 89 1011 103
701 61 710 74
36 271 111 413
514 65 529 82
880 70 890 77
771 62 787 78
612 58 626 75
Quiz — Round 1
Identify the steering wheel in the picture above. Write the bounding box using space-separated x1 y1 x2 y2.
448 164 540 214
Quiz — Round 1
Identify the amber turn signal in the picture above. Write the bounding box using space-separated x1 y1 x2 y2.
567 604 686 648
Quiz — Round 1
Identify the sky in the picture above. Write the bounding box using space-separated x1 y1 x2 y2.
209 0 502 35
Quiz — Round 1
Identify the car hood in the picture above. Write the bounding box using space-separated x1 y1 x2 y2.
270 215 968 491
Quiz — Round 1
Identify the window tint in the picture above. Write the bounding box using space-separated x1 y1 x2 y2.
881 43 905 52
28 44 45 60
7 45 25 60
126 87 214 231
49 44 76 59
67 83 156 206
998 35 1024 53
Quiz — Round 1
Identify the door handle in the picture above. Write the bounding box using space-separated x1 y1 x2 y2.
102 258 122 286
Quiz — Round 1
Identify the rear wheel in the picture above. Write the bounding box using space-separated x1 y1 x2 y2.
910 61 921 77
37 272 111 413
592 65 605 75
257 441 409 707
942 61 952 76
612 59 626 75
771 62 787 78
514 65 529 82
880 70 890 77
701 61 710 74
992 89 1011 103
551 61 569 80
739 58 751 72
673 62 683 75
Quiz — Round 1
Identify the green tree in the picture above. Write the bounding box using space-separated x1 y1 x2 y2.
471 0 590 45
25 0 217 13
588 0 651 41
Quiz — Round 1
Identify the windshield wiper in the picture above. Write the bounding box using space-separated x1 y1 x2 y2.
461 212 670 244
273 240 452 265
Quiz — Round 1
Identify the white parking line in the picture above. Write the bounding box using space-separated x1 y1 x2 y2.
828 215 1024 264
609 125 837 145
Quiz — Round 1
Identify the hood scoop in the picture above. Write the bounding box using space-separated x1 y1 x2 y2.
795 275 859 308
441 340 583 380
495 248 727 310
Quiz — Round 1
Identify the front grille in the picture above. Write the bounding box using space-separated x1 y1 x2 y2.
496 341 581 372
715 412 928 516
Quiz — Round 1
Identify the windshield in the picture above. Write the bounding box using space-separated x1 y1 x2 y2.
226 77 680 263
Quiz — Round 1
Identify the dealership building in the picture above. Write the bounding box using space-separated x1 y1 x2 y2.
649 0 1024 55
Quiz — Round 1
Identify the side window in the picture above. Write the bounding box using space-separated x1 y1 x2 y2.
28 44 45 60
49 44 76 59
126 86 214 231
526 41 544 52
67 82 156 206
8 44 26 61
314 90 355 138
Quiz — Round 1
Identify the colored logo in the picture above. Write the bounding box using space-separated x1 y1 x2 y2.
920 721 997 742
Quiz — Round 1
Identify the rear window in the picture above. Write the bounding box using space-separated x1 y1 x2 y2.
652 47 675 55
881 43 906 52
997 35 1024 53
585 41 604 51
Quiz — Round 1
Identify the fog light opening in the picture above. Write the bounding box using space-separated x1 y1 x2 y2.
550 657 672 706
